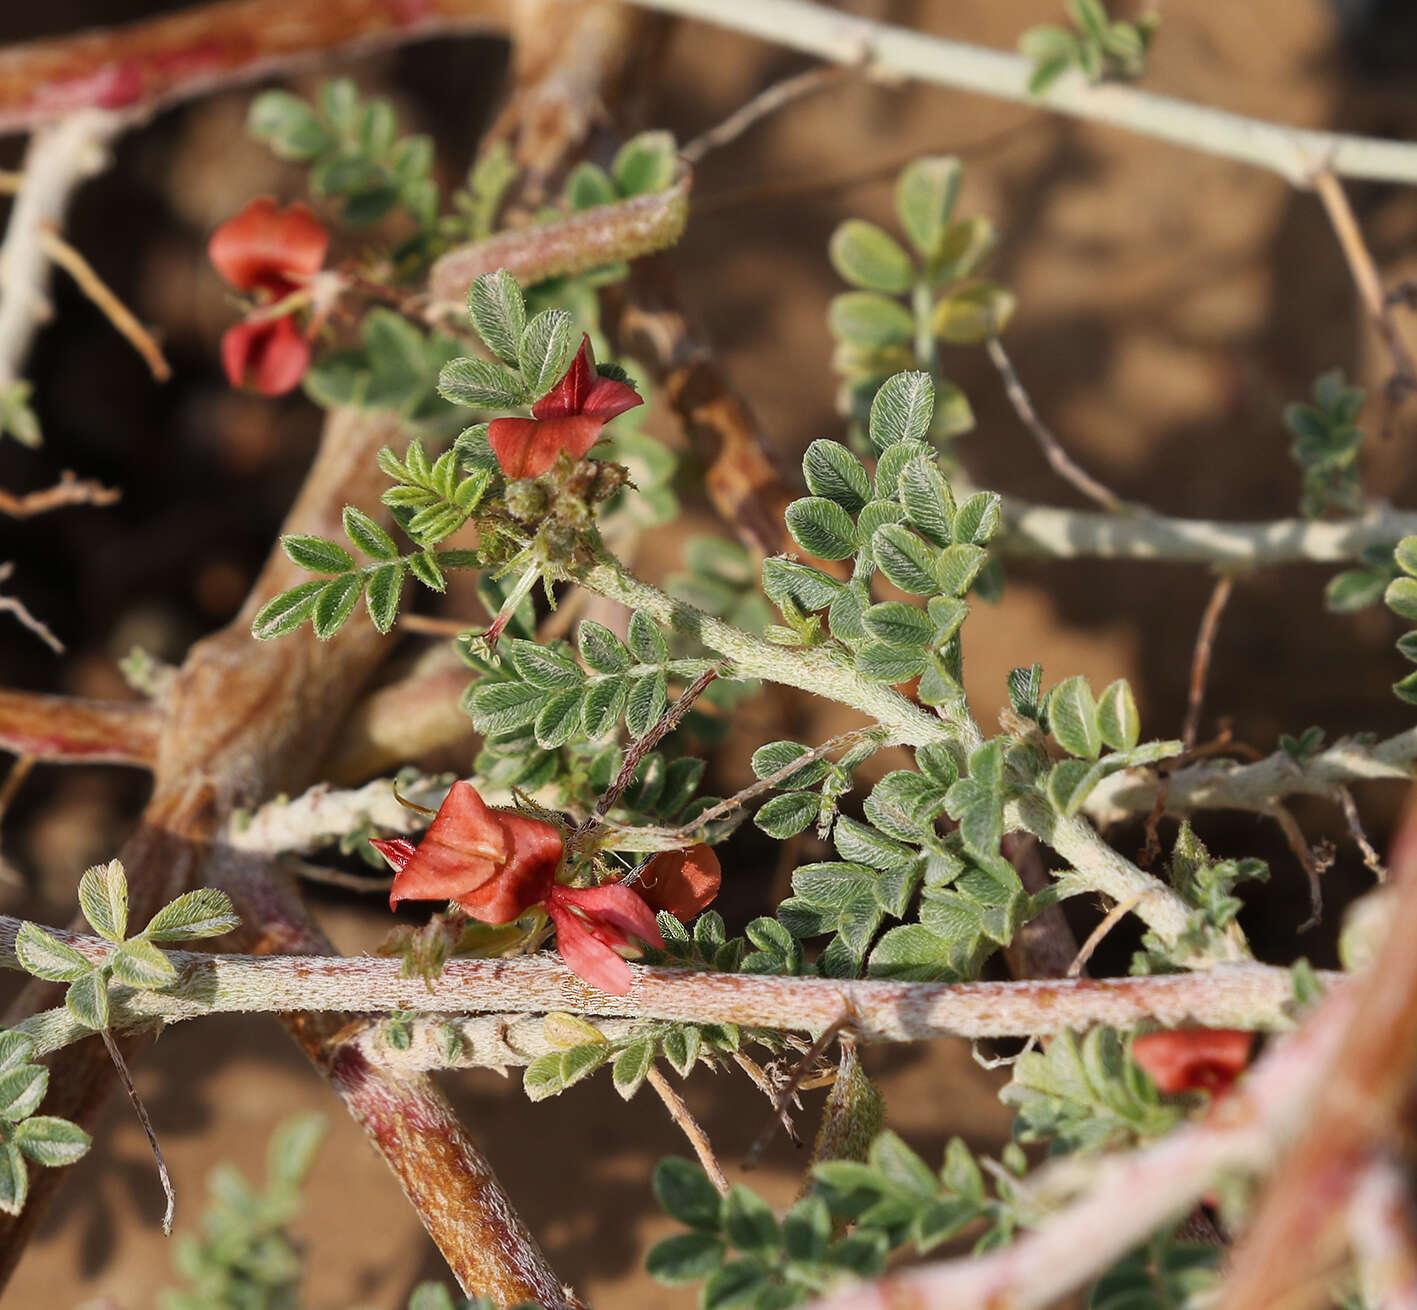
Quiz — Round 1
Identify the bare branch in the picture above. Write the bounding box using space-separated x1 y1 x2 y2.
0 470 118 518
39 226 170 381
0 688 160 766
681 63 849 165
0 564 61 653
986 336 1126 514
647 1065 730 1195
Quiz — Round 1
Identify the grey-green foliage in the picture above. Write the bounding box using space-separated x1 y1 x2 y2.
15 860 240 1031
647 1158 887 1310
0 380 41 448
248 79 437 228
766 376 1002 706
522 1002 772 1104
0 1031 91 1217
1087 1227 1221 1310
303 310 467 432
1383 536 1417 704
1286 368 1366 520
1326 541 1400 614
1001 1027 1181 1154
1020 0 1158 94
1130 823 1265 973
161 1114 326 1310
828 159 1011 435
563 131 679 212
649 1132 1026 1308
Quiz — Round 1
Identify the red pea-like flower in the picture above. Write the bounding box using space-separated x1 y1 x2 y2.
635 845 722 921
372 781 663 995
1132 1028 1254 1096
488 334 642 479
209 197 329 396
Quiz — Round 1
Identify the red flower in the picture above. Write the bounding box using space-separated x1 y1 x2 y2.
372 781 663 994
545 883 664 996
1132 1029 1254 1096
209 197 329 396
488 334 642 479
635 845 722 921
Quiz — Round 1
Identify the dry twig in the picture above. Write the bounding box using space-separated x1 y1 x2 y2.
681 63 848 165
647 1065 730 1195
0 471 118 518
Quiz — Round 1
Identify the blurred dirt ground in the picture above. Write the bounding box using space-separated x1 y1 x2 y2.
2 0 1417 1305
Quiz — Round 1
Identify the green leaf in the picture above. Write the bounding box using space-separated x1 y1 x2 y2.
313 574 364 640
0 1143 27 1215
408 549 447 591
755 791 819 839
365 561 405 634
933 216 1000 283
1048 675 1102 759
467 270 527 366
438 356 527 409
110 939 178 989
343 506 399 561
522 1044 610 1102
282 534 355 575
268 1111 327 1187
873 525 941 595
761 558 843 613
1047 758 1106 816
14 924 91 984
1395 536 1417 577
77 859 127 943
827 292 914 348
867 924 959 981
752 741 830 788
830 220 914 295
142 889 240 942
702 1258 772 1310
629 610 669 665
565 161 618 210
0 1066 47 1123
785 497 858 561
0 1035 35 1079
247 90 335 161
722 1185 779 1252
868 371 935 452
803 440 871 513
519 310 575 395
578 620 632 673
611 1040 654 1099
646 1231 726 1284
466 680 548 735
625 671 668 737
14 1117 90 1168
856 642 929 683
581 677 628 739
507 638 585 690
935 543 988 597
896 156 962 258
64 971 110 1030
654 1157 723 1230
250 579 326 640
862 601 933 647
952 491 1002 546
932 282 1017 344
1387 576 1417 621
897 457 956 547
1096 678 1140 750
612 130 678 195
534 688 586 749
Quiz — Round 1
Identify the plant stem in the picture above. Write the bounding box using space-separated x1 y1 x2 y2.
578 549 979 751
620 0 1417 188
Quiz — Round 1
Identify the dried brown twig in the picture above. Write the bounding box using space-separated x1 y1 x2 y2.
0 470 118 518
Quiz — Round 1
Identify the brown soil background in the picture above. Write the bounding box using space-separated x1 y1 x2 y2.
2 0 1417 1305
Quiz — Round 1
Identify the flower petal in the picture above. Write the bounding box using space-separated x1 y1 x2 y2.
531 334 643 422
370 838 417 873
551 883 664 950
1132 1029 1253 1095
636 846 721 920
452 811 561 924
221 316 312 396
388 781 508 907
487 415 606 479
546 894 634 995
209 196 329 292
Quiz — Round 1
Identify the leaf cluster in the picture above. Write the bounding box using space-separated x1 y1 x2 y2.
648 1158 887 1310
1286 367 1366 521
523 1006 760 1103
162 1114 326 1310
766 374 1002 703
1383 536 1417 704
1087 1226 1221 1310
1001 1027 1181 1154
0 380 41 448
1020 0 1158 94
15 861 239 1031
248 79 437 228
0 1031 91 1217
828 158 1010 433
